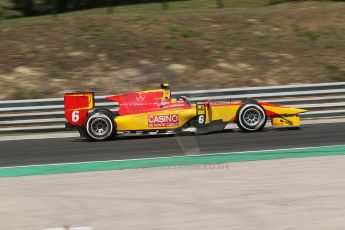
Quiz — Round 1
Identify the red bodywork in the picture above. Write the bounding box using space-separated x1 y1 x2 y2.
106 91 191 116
64 92 94 126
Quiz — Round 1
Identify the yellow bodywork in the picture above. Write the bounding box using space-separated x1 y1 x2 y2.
115 108 196 131
262 105 307 115
113 102 307 131
114 103 238 131
205 105 240 123
272 115 301 127
263 105 306 127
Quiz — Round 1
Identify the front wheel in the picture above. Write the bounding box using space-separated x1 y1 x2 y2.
236 103 267 132
85 110 116 141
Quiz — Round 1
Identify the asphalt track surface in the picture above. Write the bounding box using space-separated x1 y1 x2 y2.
0 122 345 167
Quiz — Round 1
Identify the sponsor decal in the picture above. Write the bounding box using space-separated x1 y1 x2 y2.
148 114 179 128
160 99 171 106
136 93 146 102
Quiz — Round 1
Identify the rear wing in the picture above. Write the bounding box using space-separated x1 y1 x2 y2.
64 92 95 126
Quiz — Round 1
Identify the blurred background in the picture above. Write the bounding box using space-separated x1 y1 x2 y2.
0 0 344 100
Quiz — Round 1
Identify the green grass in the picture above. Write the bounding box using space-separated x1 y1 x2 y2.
293 25 320 41
324 64 345 81
169 27 203 38
79 24 105 36
164 42 185 50
132 42 145 49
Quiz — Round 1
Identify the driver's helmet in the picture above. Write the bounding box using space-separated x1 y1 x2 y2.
160 83 170 89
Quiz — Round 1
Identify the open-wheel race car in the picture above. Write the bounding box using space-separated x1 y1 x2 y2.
64 83 307 141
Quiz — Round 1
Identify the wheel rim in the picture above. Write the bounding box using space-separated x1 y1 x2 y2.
243 108 262 127
90 118 110 137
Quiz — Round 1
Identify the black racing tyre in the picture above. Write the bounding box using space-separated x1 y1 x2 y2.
78 126 88 138
236 103 267 132
85 110 116 141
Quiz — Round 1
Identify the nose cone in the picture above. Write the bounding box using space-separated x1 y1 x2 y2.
296 108 308 114
262 103 308 116
281 107 308 115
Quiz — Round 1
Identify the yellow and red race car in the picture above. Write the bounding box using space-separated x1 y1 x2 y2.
64 83 307 141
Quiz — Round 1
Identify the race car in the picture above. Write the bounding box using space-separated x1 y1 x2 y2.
64 83 307 141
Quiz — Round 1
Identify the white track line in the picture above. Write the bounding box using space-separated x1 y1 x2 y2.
43 227 92 230
0 132 79 141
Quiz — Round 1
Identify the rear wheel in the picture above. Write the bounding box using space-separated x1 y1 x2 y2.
85 110 116 141
236 103 267 132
